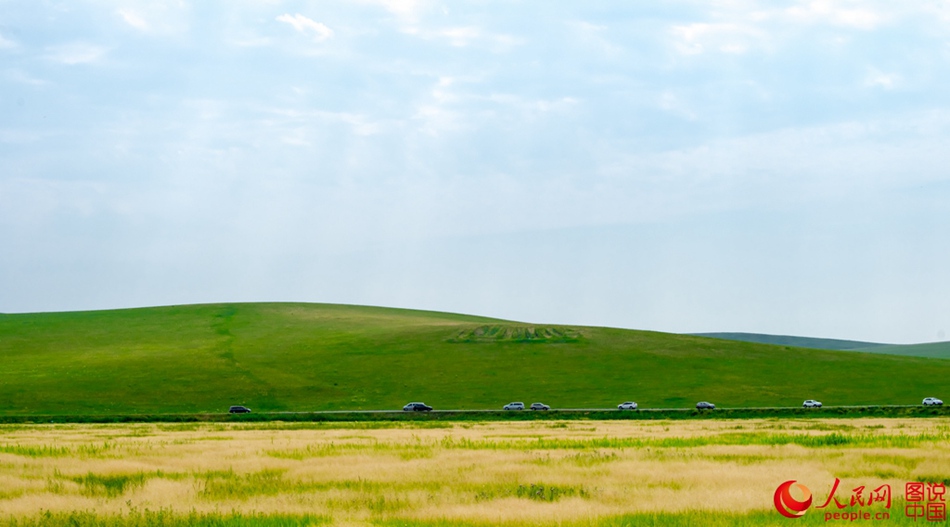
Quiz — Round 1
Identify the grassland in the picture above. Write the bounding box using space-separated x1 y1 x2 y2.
695 332 950 358
1 419 948 526
691 332 888 351
0 303 948 415
0 406 948 426
854 341 950 360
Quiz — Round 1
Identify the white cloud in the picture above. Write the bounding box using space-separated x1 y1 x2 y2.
658 91 697 120
412 104 462 136
668 2 894 57
670 22 766 55
864 68 899 89
569 21 623 57
401 25 522 50
111 3 192 37
535 97 578 113
714 0 889 31
335 113 382 136
228 35 272 48
429 76 458 103
358 0 430 22
360 0 523 51
355 0 518 50
407 76 470 135
436 26 479 47
576 21 606 32
117 9 149 31
0 31 16 49
599 112 950 215
265 107 385 140
486 93 578 115
45 43 108 65
783 1 883 30
6 69 47 86
276 13 334 42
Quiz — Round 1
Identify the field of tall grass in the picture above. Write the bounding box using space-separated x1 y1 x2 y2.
1 418 948 526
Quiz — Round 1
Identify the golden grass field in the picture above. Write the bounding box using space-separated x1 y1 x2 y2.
1 418 948 526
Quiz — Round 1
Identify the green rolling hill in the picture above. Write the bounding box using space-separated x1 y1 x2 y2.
851 341 950 359
691 332 950 359
0 303 947 415
690 332 889 350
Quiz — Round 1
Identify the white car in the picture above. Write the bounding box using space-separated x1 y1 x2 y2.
803 400 822 408
923 397 943 406
503 402 525 410
618 402 638 410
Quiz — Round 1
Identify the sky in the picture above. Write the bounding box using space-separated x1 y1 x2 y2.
1 1 949 344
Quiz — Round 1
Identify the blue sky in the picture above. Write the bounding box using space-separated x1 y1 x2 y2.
2 1 949 343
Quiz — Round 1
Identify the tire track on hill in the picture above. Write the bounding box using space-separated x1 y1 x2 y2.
211 305 281 408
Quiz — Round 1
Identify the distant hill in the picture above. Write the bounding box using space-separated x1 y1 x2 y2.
0 303 947 415
852 341 950 360
691 332 950 360
690 332 889 351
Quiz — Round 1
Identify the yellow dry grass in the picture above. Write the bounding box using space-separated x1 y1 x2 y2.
0 418 947 525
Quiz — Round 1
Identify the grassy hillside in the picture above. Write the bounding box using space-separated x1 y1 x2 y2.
0 303 947 415
853 341 950 359
690 332 888 350
692 332 950 359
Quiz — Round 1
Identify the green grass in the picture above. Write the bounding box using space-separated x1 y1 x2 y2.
693 332 950 358
72 472 148 497
252 429 950 457
691 332 888 350
0 509 923 527
1 406 947 425
0 511 329 527
373 508 930 526
0 302 947 415
854 341 950 359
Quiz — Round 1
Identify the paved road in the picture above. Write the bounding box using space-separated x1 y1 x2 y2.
5 405 938 424
261 404 926 415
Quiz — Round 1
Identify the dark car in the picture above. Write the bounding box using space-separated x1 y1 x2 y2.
403 402 433 412
529 402 550 411
228 405 251 414
695 401 715 410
